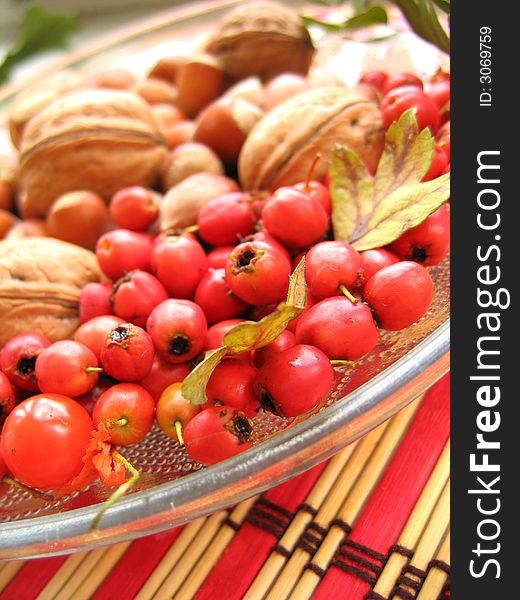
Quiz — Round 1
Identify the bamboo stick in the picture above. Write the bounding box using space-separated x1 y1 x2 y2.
371 439 450 597
53 547 111 600
286 400 419 600
244 442 358 600
394 481 450 598
416 530 450 600
263 419 391 600
151 510 228 599
36 551 91 600
0 560 25 593
134 517 206 600
71 541 131 600
175 496 258 600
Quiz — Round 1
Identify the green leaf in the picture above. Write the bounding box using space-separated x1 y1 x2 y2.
0 5 77 84
301 6 387 32
181 347 228 405
330 109 450 251
353 173 450 250
389 0 450 54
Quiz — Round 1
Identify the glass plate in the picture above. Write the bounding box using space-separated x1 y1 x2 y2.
0 0 450 559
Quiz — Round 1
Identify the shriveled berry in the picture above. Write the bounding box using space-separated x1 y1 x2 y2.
296 297 378 360
254 344 334 417
363 261 434 330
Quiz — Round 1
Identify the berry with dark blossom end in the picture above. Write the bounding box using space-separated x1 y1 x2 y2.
100 323 154 381
183 406 254 465
254 344 334 417
0 333 51 392
147 299 208 364
225 240 291 306
390 205 450 266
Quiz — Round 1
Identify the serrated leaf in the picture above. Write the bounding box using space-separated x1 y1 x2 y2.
224 304 303 354
353 173 450 250
331 109 450 250
181 347 228 405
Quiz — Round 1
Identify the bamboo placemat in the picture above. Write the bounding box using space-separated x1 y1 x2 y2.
0 374 450 600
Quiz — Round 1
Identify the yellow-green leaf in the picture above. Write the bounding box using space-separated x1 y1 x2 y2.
330 109 449 251
181 347 227 405
223 304 303 354
353 173 450 250
286 257 307 308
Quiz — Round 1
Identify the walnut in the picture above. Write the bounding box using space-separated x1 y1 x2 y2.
206 1 314 81
18 89 168 218
0 237 101 346
238 87 385 190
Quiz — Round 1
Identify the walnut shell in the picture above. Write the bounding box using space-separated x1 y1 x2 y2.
206 1 314 81
18 89 168 218
0 238 101 346
8 70 84 150
238 87 385 190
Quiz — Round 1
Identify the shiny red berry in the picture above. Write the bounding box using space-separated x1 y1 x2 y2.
147 299 208 364
183 406 254 466
205 319 251 362
356 248 400 291
156 382 201 443
0 333 51 392
225 240 291 306
93 383 155 446
252 330 296 369
35 340 101 397
363 261 434 330
294 181 332 215
109 186 159 231
111 270 169 328
0 372 15 426
138 354 190 402
151 234 208 299
305 241 361 299
100 323 154 381
390 205 450 266
194 268 249 325
359 70 388 92
79 281 113 323
295 297 378 360
96 229 153 281
254 344 334 417
422 143 448 182
207 246 234 269
197 192 256 246
262 187 328 248
382 72 423 95
74 315 126 362
206 358 259 416
381 87 440 133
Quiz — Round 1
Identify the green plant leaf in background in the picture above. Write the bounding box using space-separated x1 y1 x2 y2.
0 5 77 84
390 0 450 53
302 5 388 33
330 109 450 250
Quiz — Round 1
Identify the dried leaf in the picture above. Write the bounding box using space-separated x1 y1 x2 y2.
181 347 228 405
285 257 307 308
330 109 450 250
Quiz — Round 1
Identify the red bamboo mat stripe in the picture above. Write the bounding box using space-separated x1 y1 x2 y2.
313 373 450 599
0 375 450 599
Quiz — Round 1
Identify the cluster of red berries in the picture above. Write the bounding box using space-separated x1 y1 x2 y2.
0 69 450 493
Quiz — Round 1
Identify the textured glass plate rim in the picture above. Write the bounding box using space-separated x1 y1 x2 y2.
0 0 450 559
0 321 449 558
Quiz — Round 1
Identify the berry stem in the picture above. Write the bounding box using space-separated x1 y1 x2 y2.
85 366 103 374
330 359 355 368
305 154 322 191
107 417 128 429
174 420 184 446
338 284 358 304
184 225 200 234
90 450 139 531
